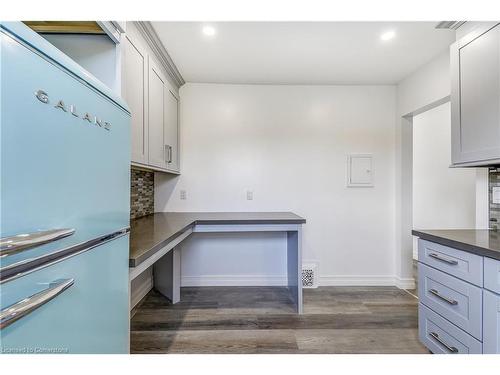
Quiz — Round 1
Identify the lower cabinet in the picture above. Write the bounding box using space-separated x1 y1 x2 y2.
484 290 500 354
484 257 500 294
416 238 500 354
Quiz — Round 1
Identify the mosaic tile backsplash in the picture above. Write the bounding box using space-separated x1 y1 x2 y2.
489 168 500 230
130 168 154 220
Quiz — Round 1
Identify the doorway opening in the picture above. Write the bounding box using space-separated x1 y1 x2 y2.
411 101 476 282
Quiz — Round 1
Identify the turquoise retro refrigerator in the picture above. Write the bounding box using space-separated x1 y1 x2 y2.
0 22 130 353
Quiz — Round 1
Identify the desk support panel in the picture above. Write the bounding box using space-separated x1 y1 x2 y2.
154 247 181 303
287 229 303 314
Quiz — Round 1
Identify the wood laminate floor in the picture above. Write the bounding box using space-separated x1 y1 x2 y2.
130 286 427 354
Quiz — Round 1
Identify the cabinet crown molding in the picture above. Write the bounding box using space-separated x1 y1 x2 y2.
135 21 185 88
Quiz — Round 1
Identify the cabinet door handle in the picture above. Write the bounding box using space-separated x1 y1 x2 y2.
429 288 458 305
429 332 459 353
164 145 172 163
428 252 459 265
0 278 74 329
0 228 75 257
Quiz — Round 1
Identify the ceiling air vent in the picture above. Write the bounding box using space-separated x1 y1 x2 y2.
435 21 466 30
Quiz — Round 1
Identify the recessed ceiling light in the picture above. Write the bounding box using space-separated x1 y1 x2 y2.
380 30 396 41
202 26 216 37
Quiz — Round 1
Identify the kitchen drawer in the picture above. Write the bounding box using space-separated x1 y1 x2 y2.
418 263 483 340
483 290 500 354
419 303 482 354
484 257 500 294
418 239 483 286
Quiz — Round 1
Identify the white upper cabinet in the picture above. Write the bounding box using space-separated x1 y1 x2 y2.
164 89 180 173
148 57 167 169
123 32 148 165
451 23 500 166
121 22 181 174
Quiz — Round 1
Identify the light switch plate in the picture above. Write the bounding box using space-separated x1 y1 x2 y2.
493 187 500 204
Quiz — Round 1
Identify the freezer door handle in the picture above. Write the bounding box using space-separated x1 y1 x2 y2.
0 278 74 329
0 228 75 257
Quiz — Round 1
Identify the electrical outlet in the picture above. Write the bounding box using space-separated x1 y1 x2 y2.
180 190 187 200
246 190 253 200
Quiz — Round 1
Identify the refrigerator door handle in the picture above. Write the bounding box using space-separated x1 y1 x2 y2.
0 228 75 257
0 278 74 330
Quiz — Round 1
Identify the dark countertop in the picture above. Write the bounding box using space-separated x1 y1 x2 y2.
130 212 306 267
412 229 500 261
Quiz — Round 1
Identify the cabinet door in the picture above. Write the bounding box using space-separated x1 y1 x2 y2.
485 257 500 294
123 33 147 164
483 290 500 354
164 88 180 172
451 23 500 165
147 57 167 169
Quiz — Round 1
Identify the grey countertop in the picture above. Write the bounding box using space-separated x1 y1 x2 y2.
412 229 500 261
130 212 306 267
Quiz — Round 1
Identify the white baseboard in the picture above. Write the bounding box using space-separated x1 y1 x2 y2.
181 274 416 289
395 277 416 290
181 275 287 287
319 275 416 290
319 275 396 286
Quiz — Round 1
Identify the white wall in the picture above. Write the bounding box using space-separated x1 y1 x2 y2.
180 232 288 286
395 50 453 286
397 51 451 117
396 28 489 232
156 83 398 286
395 40 489 285
412 102 476 257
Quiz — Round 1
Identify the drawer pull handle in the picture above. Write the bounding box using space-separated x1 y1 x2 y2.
0 228 75 257
429 332 459 353
428 252 458 265
429 288 458 305
0 278 74 330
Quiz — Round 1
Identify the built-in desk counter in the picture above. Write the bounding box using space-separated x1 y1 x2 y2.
129 212 306 313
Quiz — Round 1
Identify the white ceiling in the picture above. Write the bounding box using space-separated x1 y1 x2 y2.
152 22 456 85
